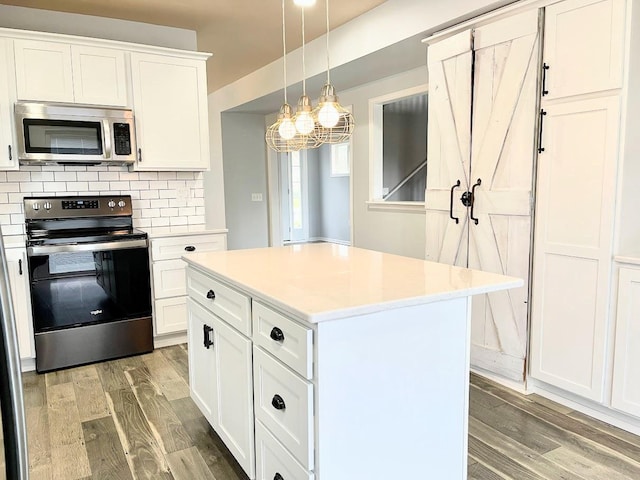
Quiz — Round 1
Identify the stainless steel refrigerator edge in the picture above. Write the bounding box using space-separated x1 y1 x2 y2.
0 234 29 479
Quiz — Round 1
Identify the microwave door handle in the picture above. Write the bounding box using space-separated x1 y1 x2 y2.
103 119 112 159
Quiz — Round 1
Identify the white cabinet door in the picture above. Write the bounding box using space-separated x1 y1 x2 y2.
187 298 215 422
530 96 620 401
5 248 34 360
0 38 17 171
467 10 539 382
71 46 128 106
543 0 625 100
611 267 640 417
152 259 187 299
424 30 472 267
155 297 188 335
14 39 74 103
210 313 255 478
130 53 210 171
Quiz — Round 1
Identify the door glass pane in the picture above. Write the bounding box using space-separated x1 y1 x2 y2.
24 119 102 155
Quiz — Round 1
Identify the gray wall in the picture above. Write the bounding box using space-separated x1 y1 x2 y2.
221 113 269 250
0 4 197 50
307 149 322 239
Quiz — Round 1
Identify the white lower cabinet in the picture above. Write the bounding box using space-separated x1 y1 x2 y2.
255 421 314 480
5 247 34 359
150 233 226 336
611 267 640 417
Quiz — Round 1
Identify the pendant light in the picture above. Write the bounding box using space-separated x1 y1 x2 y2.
293 6 324 149
266 0 303 152
313 0 354 143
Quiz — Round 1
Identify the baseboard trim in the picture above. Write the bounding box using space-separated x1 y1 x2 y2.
153 331 187 349
308 237 352 246
471 366 528 394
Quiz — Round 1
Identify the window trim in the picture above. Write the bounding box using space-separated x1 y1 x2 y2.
368 83 429 206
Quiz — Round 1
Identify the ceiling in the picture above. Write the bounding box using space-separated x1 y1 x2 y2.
0 0 388 92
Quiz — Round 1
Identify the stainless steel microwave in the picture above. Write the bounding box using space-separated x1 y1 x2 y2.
15 102 137 165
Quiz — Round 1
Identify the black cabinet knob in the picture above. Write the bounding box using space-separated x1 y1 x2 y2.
184 245 196 252
270 327 285 342
271 394 286 410
274 474 284 480
206 290 216 300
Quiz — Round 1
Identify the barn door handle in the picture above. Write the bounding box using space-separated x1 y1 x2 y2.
542 63 550 96
538 109 547 154
449 180 461 224
470 178 481 225
203 325 213 349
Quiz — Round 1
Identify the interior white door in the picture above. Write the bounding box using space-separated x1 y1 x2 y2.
530 96 620 401
425 30 473 267
467 10 540 381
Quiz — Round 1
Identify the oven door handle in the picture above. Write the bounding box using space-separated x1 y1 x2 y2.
27 239 148 256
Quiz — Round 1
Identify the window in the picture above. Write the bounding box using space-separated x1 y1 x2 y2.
330 142 350 176
369 85 428 207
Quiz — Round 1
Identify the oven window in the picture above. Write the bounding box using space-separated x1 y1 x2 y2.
23 119 103 155
28 247 151 332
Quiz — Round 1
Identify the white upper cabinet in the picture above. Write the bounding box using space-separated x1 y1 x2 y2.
14 39 74 102
71 46 128 106
543 0 625 100
0 38 17 170
130 52 210 171
14 39 128 106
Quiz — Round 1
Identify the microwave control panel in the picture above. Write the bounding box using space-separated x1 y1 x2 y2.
113 123 132 156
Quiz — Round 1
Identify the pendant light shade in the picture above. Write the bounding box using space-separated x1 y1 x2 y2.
266 0 301 153
313 0 354 143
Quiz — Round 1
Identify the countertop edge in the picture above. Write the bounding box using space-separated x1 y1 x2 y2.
183 255 523 324
140 227 228 239
615 254 640 266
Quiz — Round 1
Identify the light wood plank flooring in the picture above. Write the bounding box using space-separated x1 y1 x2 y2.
11 346 640 479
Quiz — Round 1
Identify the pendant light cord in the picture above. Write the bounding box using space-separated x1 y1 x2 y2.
325 0 330 84
282 0 288 104
301 7 306 95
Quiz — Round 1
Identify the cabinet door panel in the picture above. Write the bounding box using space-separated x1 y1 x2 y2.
211 314 255 478
155 297 187 335
425 30 472 267
467 10 539 381
611 268 640 417
14 39 74 102
130 53 209 171
0 38 17 170
187 298 215 422
72 46 128 106
6 248 34 359
153 259 187 299
530 96 620 401
544 0 625 99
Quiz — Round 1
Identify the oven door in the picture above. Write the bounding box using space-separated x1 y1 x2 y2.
27 239 151 333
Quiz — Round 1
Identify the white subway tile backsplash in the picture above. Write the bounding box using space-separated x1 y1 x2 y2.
0 165 205 230
76 172 99 182
54 172 76 181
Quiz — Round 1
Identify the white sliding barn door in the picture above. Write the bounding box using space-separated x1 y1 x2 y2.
467 11 540 381
425 30 473 267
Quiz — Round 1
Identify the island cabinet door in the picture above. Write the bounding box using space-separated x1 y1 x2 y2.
187 298 216 422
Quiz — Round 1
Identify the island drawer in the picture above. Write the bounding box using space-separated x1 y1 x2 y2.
253 346 314 470
187 267 251 336
252 301 313 380
256 421 314 480
151 233 226 261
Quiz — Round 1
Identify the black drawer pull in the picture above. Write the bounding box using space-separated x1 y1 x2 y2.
206 290 216 300
184 245 196 252
18 259 22 275
271 394 286 410
274 474 284 480
270 327 285 342
203 324 213 349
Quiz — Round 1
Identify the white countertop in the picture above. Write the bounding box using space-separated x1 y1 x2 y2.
183 243 523 323
140 226 227 239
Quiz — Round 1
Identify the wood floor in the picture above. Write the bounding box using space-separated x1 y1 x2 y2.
9 346 640 479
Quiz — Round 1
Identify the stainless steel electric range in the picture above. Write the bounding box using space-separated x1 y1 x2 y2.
24 195 153 373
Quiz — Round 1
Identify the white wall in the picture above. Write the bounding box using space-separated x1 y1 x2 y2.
221 112 269 250
316 144 350 243
0 4 197 50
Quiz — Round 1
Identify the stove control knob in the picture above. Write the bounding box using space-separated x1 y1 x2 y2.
43 202 52 210
108 200 116 208
118 200 126 208
32 203 40 211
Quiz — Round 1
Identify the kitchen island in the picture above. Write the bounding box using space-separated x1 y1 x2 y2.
183 244 522 480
